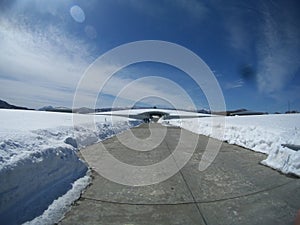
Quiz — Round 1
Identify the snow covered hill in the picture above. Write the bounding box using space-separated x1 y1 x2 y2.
165 114 300 177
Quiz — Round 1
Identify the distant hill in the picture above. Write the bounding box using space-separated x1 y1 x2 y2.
38 105 55 111
39 106 96 114
73 107 95 114
213 108 267 116
0 99 29 110
38 106 72 113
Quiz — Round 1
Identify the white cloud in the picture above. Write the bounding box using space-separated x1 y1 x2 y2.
216 1 300 98
0 78 75 108
225 79 244 90
104 76 196 109
73 67 197 109
0 17 93 108
208 1 254 55
0 1 210 110
256 8 300 94
0 16 196 109
225 20 251 54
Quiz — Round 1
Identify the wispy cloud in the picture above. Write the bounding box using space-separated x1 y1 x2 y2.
0 14 195 109
225 79 244 90
210 1 256 55
74 65 197 110
256 4 300 95
225 19 251 54
102 76 196 109
217 1 300 99
0 16 94 108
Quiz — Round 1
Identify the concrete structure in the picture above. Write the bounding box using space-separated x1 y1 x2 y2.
98 109 210 122
60 123 300 225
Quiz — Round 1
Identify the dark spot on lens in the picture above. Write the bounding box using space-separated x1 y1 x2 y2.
239 64 256 80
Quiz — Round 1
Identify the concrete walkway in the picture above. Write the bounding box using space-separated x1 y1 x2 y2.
60 123 300 225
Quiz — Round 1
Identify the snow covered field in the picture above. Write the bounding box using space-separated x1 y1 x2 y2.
0 109 140 225
166 114 300 177
1 108 299 224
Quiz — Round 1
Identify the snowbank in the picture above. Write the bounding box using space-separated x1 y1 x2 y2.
23 174 91 225
0 109 141 224
165 114 300 177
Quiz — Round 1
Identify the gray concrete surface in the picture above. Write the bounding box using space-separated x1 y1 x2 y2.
60 123 300 225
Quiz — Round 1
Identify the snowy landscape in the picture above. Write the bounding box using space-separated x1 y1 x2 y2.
0 109 141 224
165 114 300 177
0 108 299 224
1 1 300 224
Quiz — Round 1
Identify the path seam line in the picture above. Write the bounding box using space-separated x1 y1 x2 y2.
164 133 209 225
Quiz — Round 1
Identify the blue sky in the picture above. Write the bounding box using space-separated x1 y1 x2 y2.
0 0 299 112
